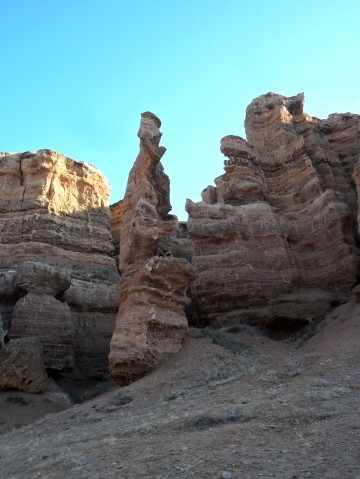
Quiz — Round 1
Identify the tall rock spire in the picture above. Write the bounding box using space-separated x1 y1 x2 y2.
109 112 195 385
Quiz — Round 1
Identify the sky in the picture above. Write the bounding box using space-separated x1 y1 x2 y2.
1 0 359 219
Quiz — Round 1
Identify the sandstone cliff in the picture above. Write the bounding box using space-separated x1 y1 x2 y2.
0 150 120 376
1 93 359 382
187 93 360 332
109 113 194 385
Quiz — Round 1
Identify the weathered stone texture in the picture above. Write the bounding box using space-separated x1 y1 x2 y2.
187 93 360 329
0 150 120 376
109 113 194 385
10 262 74 370
109 200 124 263
0 337 47 393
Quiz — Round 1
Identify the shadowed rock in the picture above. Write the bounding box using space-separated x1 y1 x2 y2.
11 262 74 370
0 337 47 393
0 149 120 377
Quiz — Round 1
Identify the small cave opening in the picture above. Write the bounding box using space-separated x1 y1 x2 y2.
46 368 114 404
54 292 66 303
46 368 61 380
355 236 360 251
185 293 211 328
262 317 309 341
330 299 342 308
342 218 357 247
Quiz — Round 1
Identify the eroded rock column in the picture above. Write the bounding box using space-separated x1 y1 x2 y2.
109 112 194 385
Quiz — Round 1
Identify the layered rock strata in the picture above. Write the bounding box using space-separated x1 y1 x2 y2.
187 93 360 330
11 261 74 370
109 113 195 385
109 200 124 264
0 150 120 376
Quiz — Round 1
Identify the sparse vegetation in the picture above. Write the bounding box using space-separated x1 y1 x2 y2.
188 407 253 430
5 396 30 406
287 314 328 344
110 391 133 407
226 322 265 336
199 328 251 353
1 304 359 479
83 381 115 401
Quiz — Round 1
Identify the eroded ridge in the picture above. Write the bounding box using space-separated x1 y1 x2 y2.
187 93 360 330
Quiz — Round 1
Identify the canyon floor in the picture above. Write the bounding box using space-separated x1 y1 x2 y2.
1 301 359 479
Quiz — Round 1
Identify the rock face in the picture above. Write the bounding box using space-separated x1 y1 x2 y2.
11 262 74 370
109 113 195 385
0 337 47 393
0 149 120 376
187 93 360 331
109 199 124 265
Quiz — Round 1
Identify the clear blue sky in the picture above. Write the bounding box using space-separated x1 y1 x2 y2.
1 0 359 219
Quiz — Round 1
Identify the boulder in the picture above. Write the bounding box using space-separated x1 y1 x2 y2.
16 261 71 295
0 337 47 393
12 292 74 371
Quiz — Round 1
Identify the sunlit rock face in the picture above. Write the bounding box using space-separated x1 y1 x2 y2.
109 113 195 386
0 149 120 375
187 93 360 331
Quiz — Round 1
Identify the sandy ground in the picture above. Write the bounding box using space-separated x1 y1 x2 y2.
0 300 359 479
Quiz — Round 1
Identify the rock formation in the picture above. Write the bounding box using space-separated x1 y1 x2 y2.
1 93 358 387
187 93 360 332
0 337 47 393
0 149 120 376
11 261 74 370
109 112 195 385
109 200 123 264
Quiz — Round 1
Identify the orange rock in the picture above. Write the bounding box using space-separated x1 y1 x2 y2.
0 150 120 376
187 93 360 330
109 113 195 385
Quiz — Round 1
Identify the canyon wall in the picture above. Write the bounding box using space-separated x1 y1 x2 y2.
0 149 119 376
1 92 359 386
187 93 360 332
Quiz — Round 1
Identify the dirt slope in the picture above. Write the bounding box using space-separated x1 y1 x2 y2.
1 301 359 479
